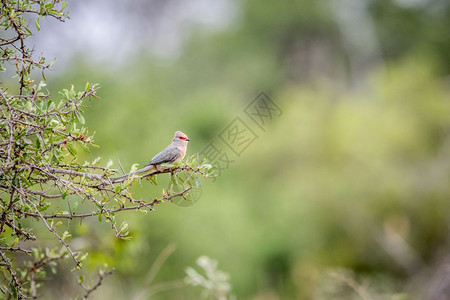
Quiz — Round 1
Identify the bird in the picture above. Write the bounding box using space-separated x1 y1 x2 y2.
113 131 190 182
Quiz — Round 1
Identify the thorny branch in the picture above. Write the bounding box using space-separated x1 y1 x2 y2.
0 1 213 298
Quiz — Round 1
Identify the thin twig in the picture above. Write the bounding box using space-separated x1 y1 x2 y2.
81 269 114 299
24 198 81 268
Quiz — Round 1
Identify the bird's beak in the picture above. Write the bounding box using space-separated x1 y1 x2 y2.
186 138 190 142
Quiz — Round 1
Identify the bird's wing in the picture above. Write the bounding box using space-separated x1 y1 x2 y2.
145 146 181 166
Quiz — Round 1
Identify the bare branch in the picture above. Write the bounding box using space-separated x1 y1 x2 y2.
81 269 115 299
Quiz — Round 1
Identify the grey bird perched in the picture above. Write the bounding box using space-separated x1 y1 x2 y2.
113 131 190 181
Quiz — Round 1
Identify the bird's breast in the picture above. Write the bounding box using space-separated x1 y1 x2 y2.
177 146 186 161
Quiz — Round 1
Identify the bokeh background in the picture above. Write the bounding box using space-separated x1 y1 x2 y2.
7 0 450 298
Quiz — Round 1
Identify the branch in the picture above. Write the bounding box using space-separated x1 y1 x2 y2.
24 197 81 268
43 167 111 185
0 250 24 299
22 187 192 220
81 269 114 299
0 246 32 254
112 165 207 184
5 219 36 240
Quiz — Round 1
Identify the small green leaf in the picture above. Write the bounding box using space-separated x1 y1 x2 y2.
38 202 50 212
22 176 32 186
130 163 139 173
61 231 71 240
32 248 39 261
24 26 32 35
76 112 85 124
201 164 213 170
147 176 157 185
67 142 77 156
9 283 17 298
10 238 18 247
79 253 88 262
35 16 40 31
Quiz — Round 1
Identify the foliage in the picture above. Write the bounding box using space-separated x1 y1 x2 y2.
1 0 449 299
0 1 212 298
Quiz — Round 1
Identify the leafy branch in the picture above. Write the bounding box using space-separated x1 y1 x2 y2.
0 0 214 298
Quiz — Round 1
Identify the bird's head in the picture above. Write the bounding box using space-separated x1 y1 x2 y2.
173 131 190 145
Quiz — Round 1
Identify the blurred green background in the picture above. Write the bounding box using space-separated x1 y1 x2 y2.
16 0 450 298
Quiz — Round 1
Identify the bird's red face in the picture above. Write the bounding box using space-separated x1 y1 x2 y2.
178 135 190 142
174 131 190 143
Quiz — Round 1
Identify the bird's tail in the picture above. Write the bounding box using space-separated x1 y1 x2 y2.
112 165 156 183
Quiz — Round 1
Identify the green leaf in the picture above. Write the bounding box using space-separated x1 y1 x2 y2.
37 202 50 212
9 283 17 298
81 143 91 153
10 238 18 247
69 85 75 98
201 164 213 170
61 231 72 240
79 253 88 262
24 26 32 35
76 112 85 124
48 101 55 111
32 248 39 261
130 163 139 173
92 157 101 165
35 16 40 31
36 138 41 149
119 221 128 233
147 176 157 185
67 142 77 156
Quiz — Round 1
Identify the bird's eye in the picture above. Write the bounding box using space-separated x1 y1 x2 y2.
179 137 185 140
